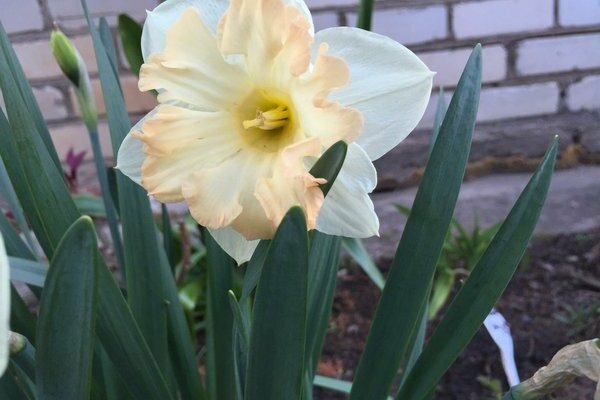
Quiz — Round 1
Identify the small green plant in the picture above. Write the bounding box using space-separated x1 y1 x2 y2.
554 303 600 339
397 205 502 319
477 375 504 400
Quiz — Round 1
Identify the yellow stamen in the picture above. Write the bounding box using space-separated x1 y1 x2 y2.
243 104 290 130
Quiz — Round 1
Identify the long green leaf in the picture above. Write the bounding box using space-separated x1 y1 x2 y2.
0 158 36 254
245 207 309 400
95 256 174 400
0 67 77 258
303 232 341 400
397 138 558 399
118 14 144 76
10 286 37 344
349 45 482 400
204 229 236 400
0 21 173 399
429 87 448 155
240 240 270 302
36 217 98 400
342 237 384 290
82 1 169 374
356 0 375 30
7 360 36 399
306 232 341 376
228 291 250 352
0 212 35 261
0 365 30 400
72 194 106 218
160 243 206 400
314 375 353 394
8 258 46 287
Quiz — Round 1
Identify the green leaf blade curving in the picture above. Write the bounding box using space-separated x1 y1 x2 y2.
349 45 482 400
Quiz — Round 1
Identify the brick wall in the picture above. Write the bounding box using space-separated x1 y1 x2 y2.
1 0 599 187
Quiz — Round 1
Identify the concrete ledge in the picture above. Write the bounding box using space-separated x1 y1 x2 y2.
375 111 600 189
365 165 600 262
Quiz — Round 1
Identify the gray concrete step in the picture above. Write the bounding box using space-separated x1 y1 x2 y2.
365 165 600 262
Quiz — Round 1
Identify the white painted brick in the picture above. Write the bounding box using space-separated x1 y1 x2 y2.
418 83 559 129
48 0 157 29
418 45 507 87
347 6 447 45
516 33 600 75
33 86 69 121
559 0 600 27
14 35 98 80
453 0 554 39
312 12 339 32
305 0 358 8
0 0 44 34
50 120 112 160
566 75 600 111
477 83 560 121
71 76 157 116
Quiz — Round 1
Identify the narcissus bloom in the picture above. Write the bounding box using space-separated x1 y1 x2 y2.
117 0 433 264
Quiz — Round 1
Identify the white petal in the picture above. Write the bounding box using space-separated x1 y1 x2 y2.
208 227 259 265
115 107 160 186
0 234 10 377
315 27 434 161
316 143 379 238
142 0 314 61
141 0 228 60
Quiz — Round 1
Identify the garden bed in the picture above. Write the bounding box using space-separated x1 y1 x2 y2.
316 230 600 399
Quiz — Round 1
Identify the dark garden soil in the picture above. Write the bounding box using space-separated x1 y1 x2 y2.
315 230 600 400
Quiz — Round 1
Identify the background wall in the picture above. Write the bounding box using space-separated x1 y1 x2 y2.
1 0 599 188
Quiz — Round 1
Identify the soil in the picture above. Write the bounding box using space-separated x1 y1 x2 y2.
315 230 600 400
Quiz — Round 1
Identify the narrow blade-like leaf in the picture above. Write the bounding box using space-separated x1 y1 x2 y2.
397 138 558 399
118 14 144 76
0 19 173 398
342 237 384 290
349 45 482 400
306 232 341 375
429 87 447 155
204 229 237 400
8 258 46 287
245 207 309 400
82 0 169 373
36 217 98 400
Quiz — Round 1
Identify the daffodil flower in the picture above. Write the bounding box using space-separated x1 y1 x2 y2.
117 0 434 264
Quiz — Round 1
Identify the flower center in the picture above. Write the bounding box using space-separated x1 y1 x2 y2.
242 104 290 131
237 88 298 153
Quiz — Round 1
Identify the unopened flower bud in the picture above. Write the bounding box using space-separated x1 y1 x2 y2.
50 29 81 88
50 27 98 130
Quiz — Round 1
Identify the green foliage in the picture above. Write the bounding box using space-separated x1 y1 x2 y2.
477 375 504 400
36 217 98 400
350 44 483 400
118 14 144 76
0 4 565 399
397 205 502 319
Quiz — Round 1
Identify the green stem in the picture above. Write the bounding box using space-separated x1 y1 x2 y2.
87 127 125 278
356 0 375 31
